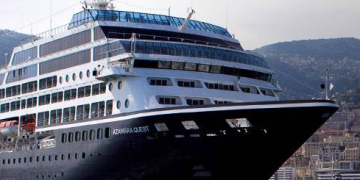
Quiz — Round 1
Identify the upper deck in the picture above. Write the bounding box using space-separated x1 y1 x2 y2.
69 10 232 38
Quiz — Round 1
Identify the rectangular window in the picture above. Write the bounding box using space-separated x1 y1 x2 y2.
148 78 171 86
10 101 20 111
39 76 57 90
106 100 113 116
177 80 199 88
37 111 49 127
21 100 26 109
91 101 105 118
76 104 90 120
0 89 5 99
40 30 91 57
78 87 85 98
205 82 236 91
85 86 91 97
50 109 62 125
64 89 76 101
27 97 37 108
158 97 179 105
51 92 63 103
5 85 21 98
39 94 51 106
100 83 106 94
186 99 205 106
63 107 76 123
92 84 100 95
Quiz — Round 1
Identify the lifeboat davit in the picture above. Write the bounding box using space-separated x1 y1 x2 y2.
0 121 18 137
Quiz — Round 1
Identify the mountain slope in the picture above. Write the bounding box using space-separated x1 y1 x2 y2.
0 30 30 68
254 38 360 109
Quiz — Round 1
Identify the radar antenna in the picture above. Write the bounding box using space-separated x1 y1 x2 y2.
81 0 114 9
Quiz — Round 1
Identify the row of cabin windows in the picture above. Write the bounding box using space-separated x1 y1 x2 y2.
157 96 207 106
134 59 272 82
186 99 205 106
148 77 275 97
61 128 112 143
2 152 87 165
214 100 235 105
0 97 37 113
0 76 56 100
37 100 113 127
148 78 200 88
0 83 107 114
0 81 37 99
205 82 236 91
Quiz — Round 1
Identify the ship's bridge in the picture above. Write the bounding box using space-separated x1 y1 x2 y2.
69 10 232 38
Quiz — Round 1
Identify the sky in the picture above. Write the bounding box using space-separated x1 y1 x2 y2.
0 0 359 49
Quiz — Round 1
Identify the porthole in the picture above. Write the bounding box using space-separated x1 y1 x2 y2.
72 73 76 81
117 101 121 109
87 70 90 78
68 154 71 160
75 153 79 159
82 153 86 159
79 71 83 79
125 99 130 108
109 83 113 91
55 155 58 161
66 75 69 82
59 77 63 84
61 154 65 160
118 81 122 89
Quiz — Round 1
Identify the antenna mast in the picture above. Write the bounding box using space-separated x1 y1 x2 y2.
326 69 329 100
50 0 53 35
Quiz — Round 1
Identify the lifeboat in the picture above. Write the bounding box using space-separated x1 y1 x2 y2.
0 121 18 137
21 121 36 132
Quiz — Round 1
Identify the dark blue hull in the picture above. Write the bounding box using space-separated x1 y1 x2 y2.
0 100 338 180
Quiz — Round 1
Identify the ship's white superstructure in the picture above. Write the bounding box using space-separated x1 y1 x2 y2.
0 3 281 130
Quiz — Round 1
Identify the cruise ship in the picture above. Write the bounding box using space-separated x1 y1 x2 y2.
0 1 339 180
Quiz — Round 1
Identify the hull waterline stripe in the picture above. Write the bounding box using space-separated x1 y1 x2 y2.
36 102 338 132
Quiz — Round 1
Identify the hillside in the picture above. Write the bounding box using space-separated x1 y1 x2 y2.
254 38 360 109
0 30 30 68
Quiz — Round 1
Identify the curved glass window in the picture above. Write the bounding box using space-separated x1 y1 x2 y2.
69 10 231 37
128 41 270 69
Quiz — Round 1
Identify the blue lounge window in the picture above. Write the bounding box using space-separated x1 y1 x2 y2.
113 11 120 21
145 42 154 54
147 14 156 24
140 13 148 23
125 12 134 22
175 44 183 56
153 42 161 54
160 15 170 25
137 42 146 54
168 44 176 55
160 43 169 55
154 15 162 25
105 10 113 21
182 45 191 57
133 13 141 23
120 12 127 22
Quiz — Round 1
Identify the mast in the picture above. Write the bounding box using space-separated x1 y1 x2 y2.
326 69 329 100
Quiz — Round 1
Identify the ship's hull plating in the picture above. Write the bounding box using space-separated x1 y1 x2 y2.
0 100 338 180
